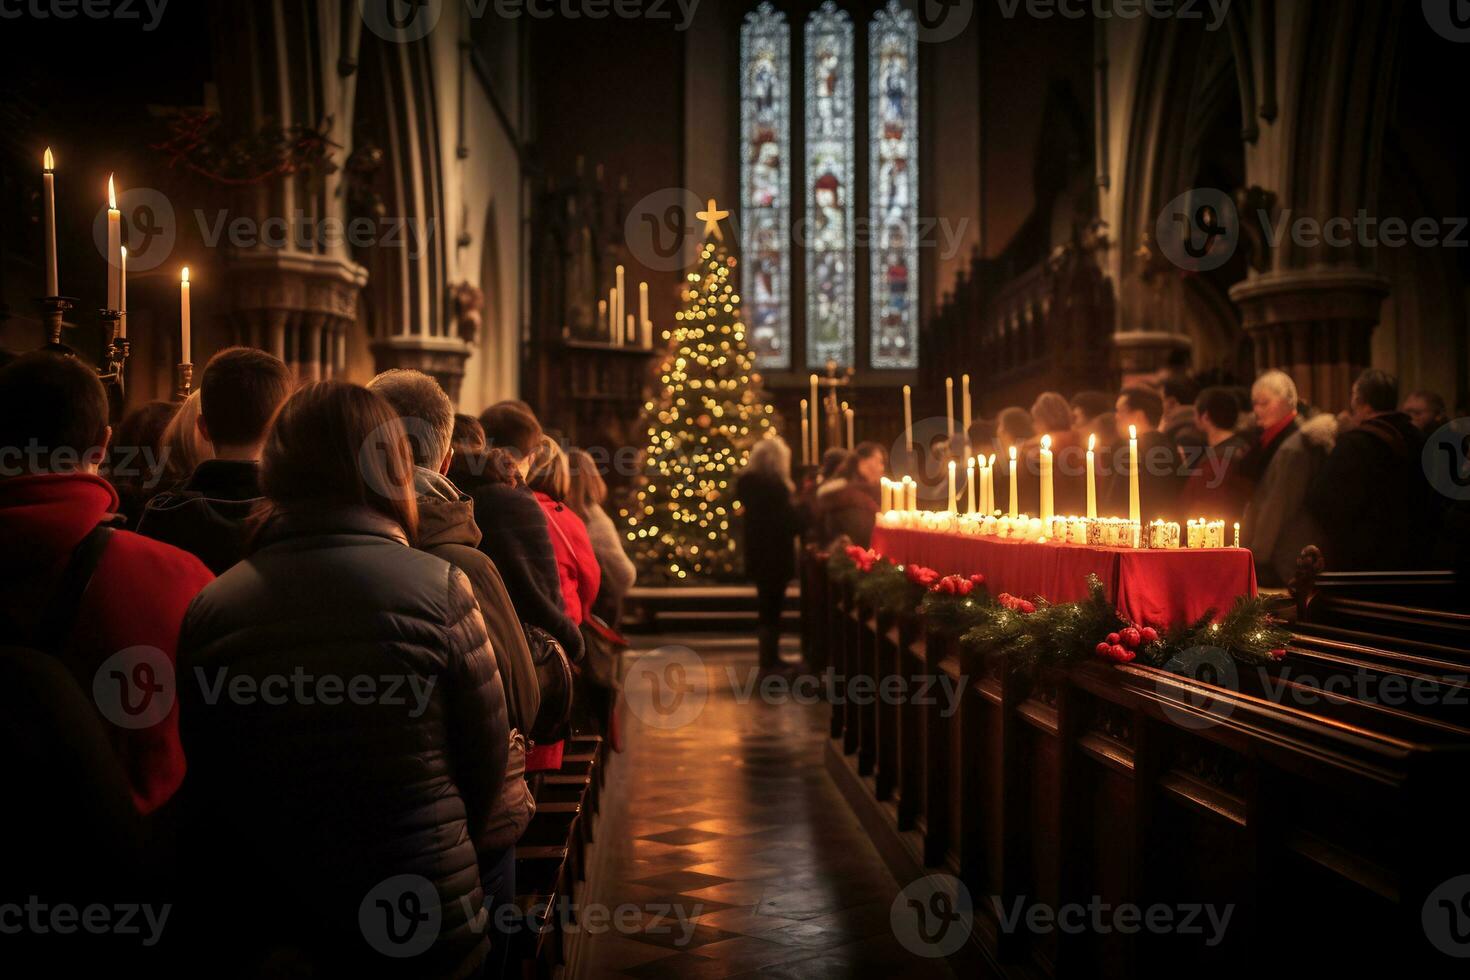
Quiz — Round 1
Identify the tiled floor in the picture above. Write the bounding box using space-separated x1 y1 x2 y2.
575 634 955 979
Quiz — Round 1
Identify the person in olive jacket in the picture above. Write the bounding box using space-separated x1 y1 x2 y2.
177 381 509 979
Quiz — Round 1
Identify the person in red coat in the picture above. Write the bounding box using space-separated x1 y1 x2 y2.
0 353 215 814
527 436 602 626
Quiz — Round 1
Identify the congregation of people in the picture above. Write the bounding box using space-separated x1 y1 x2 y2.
0 347 637 976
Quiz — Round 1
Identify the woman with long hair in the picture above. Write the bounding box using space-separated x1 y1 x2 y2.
176 381 509 978
737 436 801 672
566 447 637 625
818 441 886 548
157 389 212 489
526 436 601 628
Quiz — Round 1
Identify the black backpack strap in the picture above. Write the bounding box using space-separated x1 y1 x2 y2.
30 525 115 654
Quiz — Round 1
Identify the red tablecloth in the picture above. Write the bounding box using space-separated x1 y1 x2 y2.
870 526 1257 628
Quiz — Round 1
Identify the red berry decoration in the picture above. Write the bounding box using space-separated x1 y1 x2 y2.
1020 600 1036 614
1107 632 1120 645
1095 642 1112 657
1116 648 1137 663
1120 627 1141 649
1270 648 1286 661
1140 627 1159 644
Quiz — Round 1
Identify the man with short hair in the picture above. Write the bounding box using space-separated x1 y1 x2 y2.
1308 369 1435 571
1402 389 1448 434
0 351 215 813
1178 386 1252 524
137 346 293 573
1104 386 1181 522
366 369 540 973
1160 376 1204 451
1241 370 1336 585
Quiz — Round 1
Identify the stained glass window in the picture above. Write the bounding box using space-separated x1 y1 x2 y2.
804 1 855 369
869 1 919 369
739 3 791 369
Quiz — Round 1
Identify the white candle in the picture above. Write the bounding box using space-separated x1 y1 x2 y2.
608 287 618 343
906 476 917 512
986 455 996 515
597 298 607 335
1086 433 1097 520
903 384 914 455
810 374 820 461
626 313 635 345
967 458 976 515
42 148 58 296
118 246 127 339
1039 434 1053 524
948 460 957 514
845 407 855 450
880 477 889 512
945 377 954 439
1234 522 1241 548
638 281 649 338
1008 446 1019 520
800 399 810 465
961 374 972 437
180 266 192 364
106 175 121 311
614 265 625 346
1128 424 1141 525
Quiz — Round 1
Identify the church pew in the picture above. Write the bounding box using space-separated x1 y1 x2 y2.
820 586 1470 976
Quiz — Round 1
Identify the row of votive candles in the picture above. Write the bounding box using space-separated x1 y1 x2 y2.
878 511 1242 550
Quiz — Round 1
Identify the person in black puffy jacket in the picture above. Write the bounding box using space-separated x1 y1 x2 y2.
176 381 509 979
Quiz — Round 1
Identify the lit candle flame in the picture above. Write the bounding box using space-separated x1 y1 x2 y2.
44 147 54 171
989 454 996 466
182 266 190 284
1041 434 1051 451
1129 424 1138 440
108 174 117 210
1009 446 1017 461
1088 433 1096 452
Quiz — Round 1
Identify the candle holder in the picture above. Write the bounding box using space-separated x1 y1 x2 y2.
97 309 130 419
174 362 195 401
36 295 78 350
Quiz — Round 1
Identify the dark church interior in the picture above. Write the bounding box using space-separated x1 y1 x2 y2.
2 0 1469 976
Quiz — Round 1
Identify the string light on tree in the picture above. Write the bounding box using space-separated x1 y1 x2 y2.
624 197 773 581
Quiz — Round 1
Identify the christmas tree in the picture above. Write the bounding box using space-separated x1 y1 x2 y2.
625 199 775 581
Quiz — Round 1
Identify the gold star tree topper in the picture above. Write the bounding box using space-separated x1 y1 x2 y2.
696 197 729 240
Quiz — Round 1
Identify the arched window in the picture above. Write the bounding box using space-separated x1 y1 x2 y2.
804 1 855 369
739 3 791 369
869 1 919 369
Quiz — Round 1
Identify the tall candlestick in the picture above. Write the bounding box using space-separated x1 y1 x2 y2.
106 174 121 311
948 460 957 514
945 377 954 439
1086 433 1097 520
966 458 976 515
978 457 989 515
905 476 917 512
180 266 192 364
1039 434 1054 524
845 407 855 450
961 374 972 437
626 313 635 345
1008 446 1019 520
1234 522 1241 548
1128 424 1141 525
903 384 914 455
800 400 810 466
42 148 58 296
608 287 618 344
118 247 127 339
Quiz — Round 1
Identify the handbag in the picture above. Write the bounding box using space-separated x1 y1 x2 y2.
579 614 626 691
521 622 575 745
